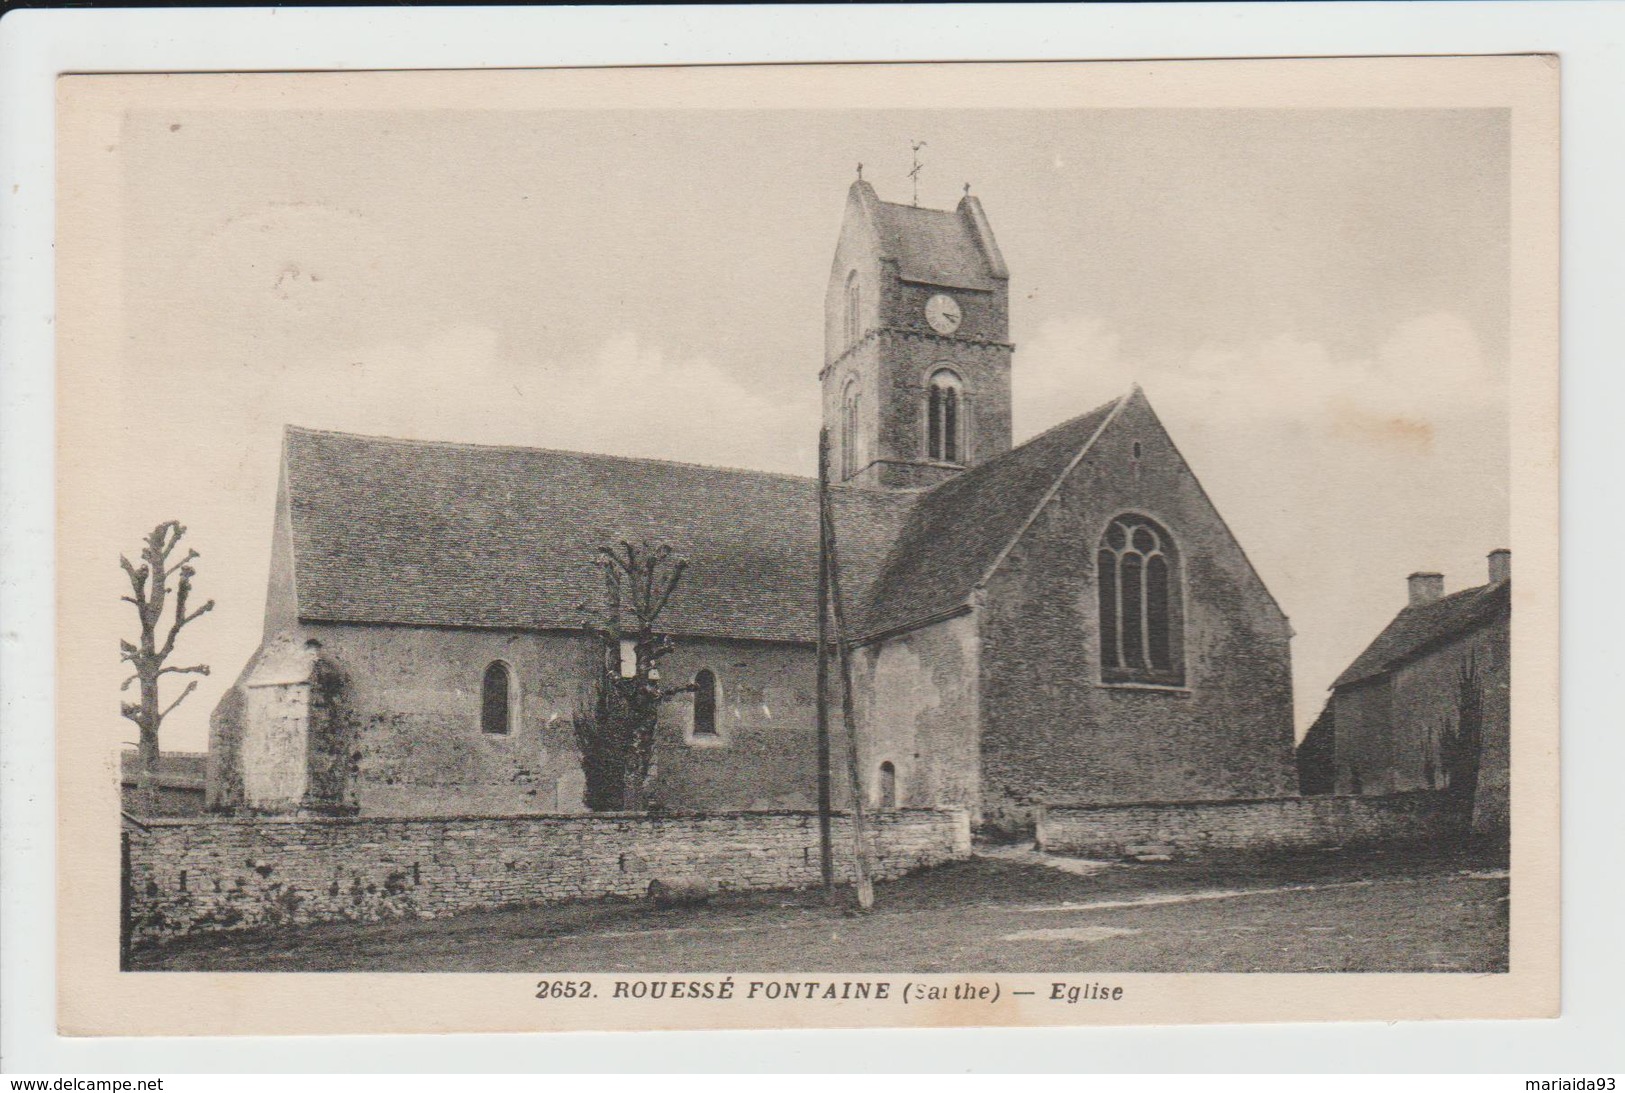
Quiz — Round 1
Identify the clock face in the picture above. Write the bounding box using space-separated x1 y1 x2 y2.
925 294 962 335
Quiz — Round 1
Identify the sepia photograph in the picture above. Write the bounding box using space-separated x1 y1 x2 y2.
50 57 1558 1036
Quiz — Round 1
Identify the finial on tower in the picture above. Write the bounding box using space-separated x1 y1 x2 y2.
908 140 927 206
856 162 863 181
964 182 971 197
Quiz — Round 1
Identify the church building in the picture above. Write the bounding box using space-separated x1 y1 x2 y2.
208 179 1298 832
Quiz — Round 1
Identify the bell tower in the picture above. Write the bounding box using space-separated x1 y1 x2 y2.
822 179 1013 489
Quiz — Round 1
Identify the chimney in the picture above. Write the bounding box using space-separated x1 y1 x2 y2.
1488 549 1511 585
1407 572 1444 606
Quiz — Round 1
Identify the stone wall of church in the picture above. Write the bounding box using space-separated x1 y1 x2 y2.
852 613 981 815
209 625 842 817
976 393 1298 831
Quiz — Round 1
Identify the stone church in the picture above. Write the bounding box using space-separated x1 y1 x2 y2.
208 179 1298 831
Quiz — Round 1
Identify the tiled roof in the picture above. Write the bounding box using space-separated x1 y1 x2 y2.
870 198 1000 292
1332 579 1511 689
857 396 1125 638
283 395 1127 645
284 428 917 644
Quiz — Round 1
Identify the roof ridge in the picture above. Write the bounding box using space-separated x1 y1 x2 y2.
969 392 1132 592
285 425 818 485
913 393 1127 500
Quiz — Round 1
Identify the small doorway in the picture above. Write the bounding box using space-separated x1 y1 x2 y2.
878 761 897 809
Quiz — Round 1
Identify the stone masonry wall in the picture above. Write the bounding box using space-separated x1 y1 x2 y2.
127 809 971 944
979 391 1298 830
1036 792 1453 859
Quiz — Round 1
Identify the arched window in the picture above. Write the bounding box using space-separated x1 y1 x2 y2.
481 661 516 735
845 271 861 347
878 761 897 809
692 669 718 737
927 369 964 464
1097 515 1183 686
841 379 862 480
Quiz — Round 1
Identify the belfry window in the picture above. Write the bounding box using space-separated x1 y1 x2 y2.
927 369 964 464
841 379 862 480
1097 515 1183 686
481 661 516 735
692 669 718 737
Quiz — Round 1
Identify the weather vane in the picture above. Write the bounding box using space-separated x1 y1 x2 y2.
908 140 927 206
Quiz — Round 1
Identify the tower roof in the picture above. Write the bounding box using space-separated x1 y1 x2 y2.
849 180 1007 292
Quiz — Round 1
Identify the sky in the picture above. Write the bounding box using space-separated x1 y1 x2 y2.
110 105 1509 751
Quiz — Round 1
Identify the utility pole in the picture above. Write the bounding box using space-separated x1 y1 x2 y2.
818 438 875 911
815 429 836 898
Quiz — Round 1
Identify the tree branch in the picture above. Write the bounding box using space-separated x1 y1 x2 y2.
158 680 199 722
157 663 210 678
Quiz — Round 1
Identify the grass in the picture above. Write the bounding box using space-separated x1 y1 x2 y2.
130 841 1508 974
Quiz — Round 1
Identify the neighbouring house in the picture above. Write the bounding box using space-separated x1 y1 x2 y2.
208 179 1298 831
1320 551 1511 833
120 749 208 816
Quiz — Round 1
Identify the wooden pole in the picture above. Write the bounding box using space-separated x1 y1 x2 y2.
815 430 836 896
818 452 874 911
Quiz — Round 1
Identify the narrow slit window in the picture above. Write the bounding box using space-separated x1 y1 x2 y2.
481 661 514 735
846 271 861 347
693 669 718 737
879 761 897 809
841 381 862 480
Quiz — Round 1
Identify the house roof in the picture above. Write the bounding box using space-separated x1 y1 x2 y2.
857 395 1124 637
281 396 1129 647
853 182 1006 292
283 427 917 644
1331 578 1511 689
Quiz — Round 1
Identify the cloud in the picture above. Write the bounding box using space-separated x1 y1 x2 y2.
1015 310 1501 447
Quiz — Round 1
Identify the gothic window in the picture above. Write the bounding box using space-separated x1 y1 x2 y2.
1097 515 1183 686
481 661 516 735
845 271 861 347
841 379 862 480
927 369 964 464
692 669 718 737
878 761 897 809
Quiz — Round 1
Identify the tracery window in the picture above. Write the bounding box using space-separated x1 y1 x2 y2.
1097 515 1184 686
926 369 964 464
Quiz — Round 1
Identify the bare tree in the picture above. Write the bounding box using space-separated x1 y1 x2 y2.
572 540 695 811
119 521 214 814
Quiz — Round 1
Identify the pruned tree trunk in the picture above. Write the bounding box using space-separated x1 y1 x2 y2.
571 540 694 812
120 521 214 815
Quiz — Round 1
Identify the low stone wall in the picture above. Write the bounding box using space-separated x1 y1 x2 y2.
126 809 970 944
1036 792 1454 858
